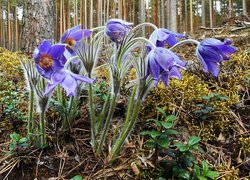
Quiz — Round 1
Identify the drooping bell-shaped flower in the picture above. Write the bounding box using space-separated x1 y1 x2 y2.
149 28 185 48
44 70 95 96
105 19 133 43
33 40 66 79
146 47 187 86
197 38 237 77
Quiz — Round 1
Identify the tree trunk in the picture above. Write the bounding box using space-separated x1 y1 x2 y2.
140 0 145 36
0 1 4 47
161 0 165 28
84 0 88 28
190 0 193 34
246 0 250 17
242 0 247 16
229 0 234 17
90 0 93 28
209 0 213 27
118 0 122 19
21 0 54 54
14 6 19 51
98 0 102 26
169 0 177 32
7 1 12 50
123 0 127 20
154 0 159 27
185 0 188 32
201 0 206 27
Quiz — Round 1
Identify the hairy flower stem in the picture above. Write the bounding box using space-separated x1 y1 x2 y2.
39 109 46 148
62 96 74 130
57 85 63 105
109 98 141 162
96 95 117 155
169 39 200 51
28 89 34 139
88 83 97 150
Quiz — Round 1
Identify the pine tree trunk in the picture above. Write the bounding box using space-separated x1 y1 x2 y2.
229 0 234 17
21 0 54 54
190 0 193 34
154 0 159 27
0 1 3 47
140 0 145 36
161 0 165 28
209 0 213 27
201 0 206 27
7 1 12 50
185 0 188 32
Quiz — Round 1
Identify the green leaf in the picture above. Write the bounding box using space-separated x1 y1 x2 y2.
179 171 190 179
161 122 173 129
188 136 201 147
156 107 167 118
198 176 207 180
140 131 152 136
145 140 156 148
157 135 170 148
150 130 161 139
165 129 179 135
19 137 28 144
206 171 220 179
174 142 189 152
202 161 209 175
10 133 20 142
202 95 211 101
194 165 201 176
71 175 82 180
166 115 177 122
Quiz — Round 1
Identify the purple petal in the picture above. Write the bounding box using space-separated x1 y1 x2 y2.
70 29 93 41
197 51 208 73
36 64 53 80
207 61 220 77
69 72 96 84
154 48 174 71
48 44 66 60
198 46 223 63
160 72 170 86
44 82 59 95
169 66 182 79
61 31 70 43
38 40 51 54
148 51 160 80
165 35 178 46
61 73 78 96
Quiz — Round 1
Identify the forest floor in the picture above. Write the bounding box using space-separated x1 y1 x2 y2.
0 17 250 180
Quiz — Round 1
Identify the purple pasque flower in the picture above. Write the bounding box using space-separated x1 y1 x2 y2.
105 19 133 43
44 70 95 96
197 38 237 77
149 28 185 48
33 40 66 79
61 25 92 50
146 47 187 86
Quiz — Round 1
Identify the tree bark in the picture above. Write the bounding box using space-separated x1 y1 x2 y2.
7 1 12 50
190 0 193 34
201 0 206 27
161 0 165 28
140 0 145 36
21 0 54 54
209 0 213 27
229 0 234 17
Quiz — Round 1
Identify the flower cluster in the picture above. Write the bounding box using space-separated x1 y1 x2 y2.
30 18 237 160
33 30 94 96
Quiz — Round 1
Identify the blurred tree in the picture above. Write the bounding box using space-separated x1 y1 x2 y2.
21 0 54 54
229 0 234 17
201 0 206 26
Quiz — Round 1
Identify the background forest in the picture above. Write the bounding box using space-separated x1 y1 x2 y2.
0 0 249 51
